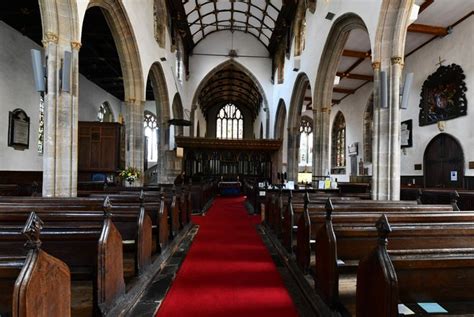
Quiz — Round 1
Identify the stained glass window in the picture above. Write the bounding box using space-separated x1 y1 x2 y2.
216 104 243 139
144 111 159 162
332 112 346 168
298 118 313 166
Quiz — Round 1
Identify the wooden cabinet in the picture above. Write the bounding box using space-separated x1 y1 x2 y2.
78 122 123 173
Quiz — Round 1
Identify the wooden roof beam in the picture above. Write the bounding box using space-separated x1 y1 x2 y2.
408 23 448 36
342 50 371 59
337 72 373 81
419 0 434 14
333 87 355 94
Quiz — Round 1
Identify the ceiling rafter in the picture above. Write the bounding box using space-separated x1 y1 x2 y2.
407 23 449 36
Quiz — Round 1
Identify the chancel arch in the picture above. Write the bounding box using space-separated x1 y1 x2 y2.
191 60 268 140
172 93 184 137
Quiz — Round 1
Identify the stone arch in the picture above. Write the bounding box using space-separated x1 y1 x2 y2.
190 59 269 137
287 72 311 180
146 62 171 183
86 0 144 103
172 93 184 136
312 13 368 178
273 99 287 179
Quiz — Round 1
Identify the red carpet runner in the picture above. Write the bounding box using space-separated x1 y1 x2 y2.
157 196 299 317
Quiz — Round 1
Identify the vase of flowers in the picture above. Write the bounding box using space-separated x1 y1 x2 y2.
119 167 141 186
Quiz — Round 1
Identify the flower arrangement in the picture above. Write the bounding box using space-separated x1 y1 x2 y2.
119 167 141 185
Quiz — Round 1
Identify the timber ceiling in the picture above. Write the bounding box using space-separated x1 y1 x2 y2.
198 63 262 118
175 0 296 54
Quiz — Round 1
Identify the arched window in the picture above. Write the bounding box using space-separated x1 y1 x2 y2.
332 112 346 172
97 102 114 122
364 96 374 163
144 111 159 163
299 117 313 166
216 104 243 139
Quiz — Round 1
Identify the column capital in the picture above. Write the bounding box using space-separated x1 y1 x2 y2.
71 41 82 50
320 107 331 113
391 56 404 66
42 32 59 45
372 61 381 70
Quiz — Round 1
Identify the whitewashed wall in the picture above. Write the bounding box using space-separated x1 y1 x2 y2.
78 74 122 121
0 22 44 171
401 16 474 177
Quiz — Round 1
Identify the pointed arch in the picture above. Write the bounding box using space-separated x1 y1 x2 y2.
287 73 311 180
273 98 287 179
86 0 144 103
313 13 368 177
172 93 184 136
190 59 269 136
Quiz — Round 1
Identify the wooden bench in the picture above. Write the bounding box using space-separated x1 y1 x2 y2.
295 197 454 272
0 209 124 316
0 213 71 317
356 216 474 316
0 196 152 278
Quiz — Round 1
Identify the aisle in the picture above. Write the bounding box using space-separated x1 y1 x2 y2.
156 196 299 317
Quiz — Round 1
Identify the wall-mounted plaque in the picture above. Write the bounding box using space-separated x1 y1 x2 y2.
419 63 468 126
8 109 30 150
401 119 413 148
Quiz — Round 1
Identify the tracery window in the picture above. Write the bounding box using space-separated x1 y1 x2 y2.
216 104 243 140
97 102 114 122
37 94 44 154
332 112 346 171
298 118 313 166
144 111 159 162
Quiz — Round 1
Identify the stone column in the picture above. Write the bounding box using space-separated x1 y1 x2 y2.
42 33 79 197
125 99 145 186
389 56 404 200
158 114 170 183
287 126 300 181
371 62 381 199
312 106 331 187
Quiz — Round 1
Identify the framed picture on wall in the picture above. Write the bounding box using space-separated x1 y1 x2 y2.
8 108 30 150
401 119 413 148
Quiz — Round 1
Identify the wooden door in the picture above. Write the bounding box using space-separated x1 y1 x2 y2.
424 134 464 188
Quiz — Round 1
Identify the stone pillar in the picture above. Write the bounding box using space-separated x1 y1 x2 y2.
287 126 300 181
158 115 170 183
42 34 79 197
125 99 145 186
312 106 331 187
371 62 381 199
371 58 403 200
389 57 403 200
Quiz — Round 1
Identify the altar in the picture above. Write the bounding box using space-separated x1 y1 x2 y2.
218 181 242 196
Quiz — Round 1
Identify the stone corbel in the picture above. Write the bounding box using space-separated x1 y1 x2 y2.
42 32 59 46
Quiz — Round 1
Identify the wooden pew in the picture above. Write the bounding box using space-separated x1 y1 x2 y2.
315 210 474 311
0 213 71 317
0 208 125 316
0 200 152 278
356 216 474 316
295 197 454 272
